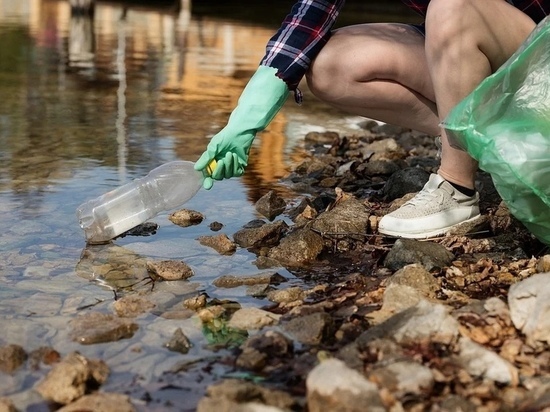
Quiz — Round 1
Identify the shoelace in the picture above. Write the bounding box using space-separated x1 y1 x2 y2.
405 187 444 207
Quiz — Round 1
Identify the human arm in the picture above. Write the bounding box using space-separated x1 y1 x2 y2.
194 0 345 189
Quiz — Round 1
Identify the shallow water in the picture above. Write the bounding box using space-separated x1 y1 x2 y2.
0 1 418 409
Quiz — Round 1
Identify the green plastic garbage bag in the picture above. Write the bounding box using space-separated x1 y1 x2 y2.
442 16 550 245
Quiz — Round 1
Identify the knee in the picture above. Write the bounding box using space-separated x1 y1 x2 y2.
425 0 475 51
305 34 346 101
306 29 366 102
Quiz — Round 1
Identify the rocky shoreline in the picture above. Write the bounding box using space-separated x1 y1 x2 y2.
2 123 549 411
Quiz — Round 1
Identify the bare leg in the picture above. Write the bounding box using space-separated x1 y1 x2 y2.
426 0 536 188
307 23 440 136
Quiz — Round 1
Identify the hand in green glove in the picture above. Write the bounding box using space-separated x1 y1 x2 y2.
194 65 289 189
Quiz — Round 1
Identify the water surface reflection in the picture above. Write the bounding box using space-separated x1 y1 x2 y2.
0 1 417 409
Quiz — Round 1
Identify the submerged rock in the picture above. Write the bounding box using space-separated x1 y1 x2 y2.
35 352 109 405
146 260 194 281
69 312 138 344
57 393 135 412
0 344 27 374
165 328 192 354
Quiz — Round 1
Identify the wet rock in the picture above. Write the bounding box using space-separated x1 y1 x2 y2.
117 221 158 238
113 295 156 318
209 221 224 231
212 272 286 288
455 337 519 385
358 300 460 346
75 244 149 290
198 233 237 255
255 190 287 221
287 197 315 221
508 272 550 345
237 330 293 371
382 167 430 200
0 398 17 412
197 379 298 412
28 347 60 370
305 130 340 144
228 307 281 330
282 312 334 346
267 287 306 304
168 209 204 227
359 159 400 177
253 256 283 270
268 228 324 268
35 352 109 405
306 358 385 412
246 284 273 298
311 191 371 237
69 312 138 344
368 360 434 397
383 239 454 272
57 393 135 412
165 328 192 354
183 294 207 310
0 345 26 374
146 259 194 281
384 263 440 298
233 220 288 249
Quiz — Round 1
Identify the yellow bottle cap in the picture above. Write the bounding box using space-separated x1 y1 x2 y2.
205 159 217 177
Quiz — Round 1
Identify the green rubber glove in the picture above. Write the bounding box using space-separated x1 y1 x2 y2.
194 65 289 189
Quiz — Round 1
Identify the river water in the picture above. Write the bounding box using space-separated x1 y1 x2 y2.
0 1 419 410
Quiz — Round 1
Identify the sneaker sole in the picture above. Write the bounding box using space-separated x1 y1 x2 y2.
378 214 481 239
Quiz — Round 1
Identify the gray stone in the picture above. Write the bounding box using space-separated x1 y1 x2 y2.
508 272 550 345
57 392 135 412
306 358 385 412
282 312 333 346
233 221 288 249
455 337 518 385
368 360 434 397
255 190 287 221
228 307 281 330
165 327 192 354
268 228 324 268
168 209 204 227
382 167 430 200
384 238 454 272
198 233 237 255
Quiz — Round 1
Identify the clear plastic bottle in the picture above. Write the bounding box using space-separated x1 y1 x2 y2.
76 160 213 244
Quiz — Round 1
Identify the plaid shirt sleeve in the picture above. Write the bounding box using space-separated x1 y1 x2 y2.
260 0 345 92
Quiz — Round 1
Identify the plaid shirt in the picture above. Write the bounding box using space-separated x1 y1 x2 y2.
261 0 550 92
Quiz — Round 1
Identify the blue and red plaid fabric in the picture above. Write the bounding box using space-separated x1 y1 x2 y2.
261 0 550 92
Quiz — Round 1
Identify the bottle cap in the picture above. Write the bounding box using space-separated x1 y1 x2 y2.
205 159 217 176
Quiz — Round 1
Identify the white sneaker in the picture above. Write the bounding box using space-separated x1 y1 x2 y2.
378 173 480 239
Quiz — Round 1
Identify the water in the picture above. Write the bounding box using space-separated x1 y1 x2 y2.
0 1 418 410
